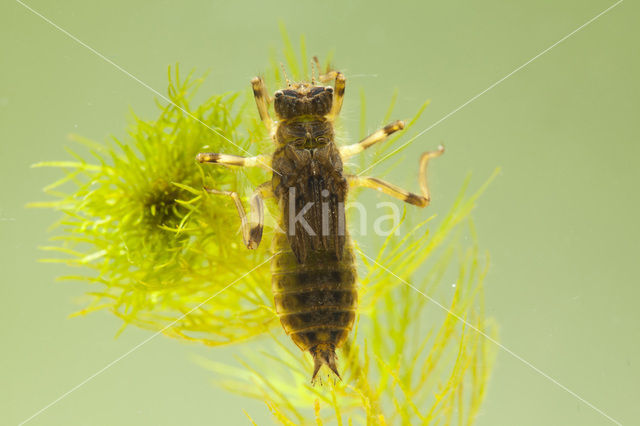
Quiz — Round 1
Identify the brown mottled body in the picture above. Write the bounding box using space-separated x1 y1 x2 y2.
270 106 356 377
196 61 443 381
271 231 357 378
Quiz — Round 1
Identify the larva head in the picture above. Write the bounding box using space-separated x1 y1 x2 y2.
274 84 333 120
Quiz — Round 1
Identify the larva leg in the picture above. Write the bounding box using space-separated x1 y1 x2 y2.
196 152 271 171
251 76 274 132
347 146 444 207
204 182 272 249
314 57 346 119
339 120 405 159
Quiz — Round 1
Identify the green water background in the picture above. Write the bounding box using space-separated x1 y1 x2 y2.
1 0 638 424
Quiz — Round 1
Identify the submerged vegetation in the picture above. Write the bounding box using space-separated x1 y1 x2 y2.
31 31 497 424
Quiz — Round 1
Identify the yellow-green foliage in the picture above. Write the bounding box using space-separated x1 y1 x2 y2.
32 32 497 425
31 67 277 344
198 180 497 425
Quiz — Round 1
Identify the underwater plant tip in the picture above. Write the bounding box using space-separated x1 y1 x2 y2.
310 344 341 383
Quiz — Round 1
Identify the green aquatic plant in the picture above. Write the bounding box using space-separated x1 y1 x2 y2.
31 33 497 425
31 66 276 344
198 186 497 425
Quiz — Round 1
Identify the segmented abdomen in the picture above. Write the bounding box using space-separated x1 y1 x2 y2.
271 232 357 352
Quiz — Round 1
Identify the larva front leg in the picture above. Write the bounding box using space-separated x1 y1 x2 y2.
314 57 346 119
251 76 275 133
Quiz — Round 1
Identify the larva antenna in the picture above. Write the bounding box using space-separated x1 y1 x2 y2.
280 63 291 87
311 58 317 85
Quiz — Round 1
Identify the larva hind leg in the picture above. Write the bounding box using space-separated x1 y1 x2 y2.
204 182 272 249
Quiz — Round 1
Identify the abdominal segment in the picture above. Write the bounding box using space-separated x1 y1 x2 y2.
271 232 357 378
